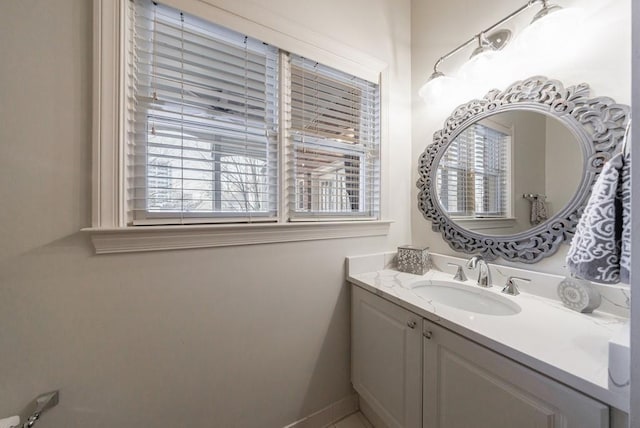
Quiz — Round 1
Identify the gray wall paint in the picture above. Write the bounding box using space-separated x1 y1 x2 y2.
0 0 412 426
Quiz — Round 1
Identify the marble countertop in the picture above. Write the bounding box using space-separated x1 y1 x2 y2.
348 264 630 412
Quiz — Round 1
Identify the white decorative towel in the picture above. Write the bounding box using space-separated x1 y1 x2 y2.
566 150 631 284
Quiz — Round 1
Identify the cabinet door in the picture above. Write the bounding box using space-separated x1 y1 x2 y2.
352 285 422 428
423 320 609 428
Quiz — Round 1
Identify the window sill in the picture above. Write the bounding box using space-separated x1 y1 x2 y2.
82 221 392 254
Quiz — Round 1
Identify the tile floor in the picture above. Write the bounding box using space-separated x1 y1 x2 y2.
331 412 373 428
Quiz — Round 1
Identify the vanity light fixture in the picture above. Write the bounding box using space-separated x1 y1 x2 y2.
424 70 444 84
421 0 563 89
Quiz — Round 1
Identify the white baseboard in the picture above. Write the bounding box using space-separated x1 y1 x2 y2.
284 394 359 428
359 396 390 428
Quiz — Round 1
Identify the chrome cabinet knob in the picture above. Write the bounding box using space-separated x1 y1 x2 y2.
407 320 417 329
423 330 433 339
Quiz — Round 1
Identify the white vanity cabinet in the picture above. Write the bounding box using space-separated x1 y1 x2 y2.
423 319 609 428
351 285 610 428
351 285 422 428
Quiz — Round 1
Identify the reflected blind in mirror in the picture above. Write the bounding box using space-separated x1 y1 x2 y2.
436 124 510 218
129 1 279 224
287 55 380 220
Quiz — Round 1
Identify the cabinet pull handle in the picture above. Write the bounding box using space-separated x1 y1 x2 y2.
423 330 433 339
407 320 417 329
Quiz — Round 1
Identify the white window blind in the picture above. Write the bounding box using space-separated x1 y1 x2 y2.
286 55 380 220
129 0 279 224
436 124 511 218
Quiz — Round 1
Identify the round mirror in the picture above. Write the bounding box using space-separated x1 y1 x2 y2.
417 76 629 263
435 111 583 236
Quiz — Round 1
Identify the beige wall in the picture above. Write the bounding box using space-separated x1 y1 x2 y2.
545 116 583 216
0 1 411 427
509 112 546 235
411 0 631 274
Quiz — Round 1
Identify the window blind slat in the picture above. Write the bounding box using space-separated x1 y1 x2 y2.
135 51 271 87
136 92 269 117
131 110 277 136
290 102 378 123
134 25 271 67
134 12 272 57
133 141 276 158
133 69 273 94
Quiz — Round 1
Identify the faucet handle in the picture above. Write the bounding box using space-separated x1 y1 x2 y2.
466 255 478 269
447 263 467 281
466 255 485 269
502 276 531 296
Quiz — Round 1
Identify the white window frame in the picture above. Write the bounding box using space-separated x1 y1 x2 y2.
86 0 390 253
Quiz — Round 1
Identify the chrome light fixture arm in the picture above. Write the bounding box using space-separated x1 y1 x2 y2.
428 0 553 79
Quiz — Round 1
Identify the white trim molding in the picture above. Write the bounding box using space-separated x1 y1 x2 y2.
283 394 359 428
93 0 127 228
83 221 391 254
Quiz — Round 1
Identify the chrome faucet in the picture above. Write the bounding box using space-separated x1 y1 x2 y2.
17 390 59 428
466 255 491 287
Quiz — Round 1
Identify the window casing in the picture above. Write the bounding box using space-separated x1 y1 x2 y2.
88 0 390 253
127 0 380 225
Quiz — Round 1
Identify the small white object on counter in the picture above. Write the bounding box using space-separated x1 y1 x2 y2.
608 322 630 395
0 416 19 428
557 277 602 313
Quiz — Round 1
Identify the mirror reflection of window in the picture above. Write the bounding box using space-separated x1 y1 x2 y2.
437 122 512 220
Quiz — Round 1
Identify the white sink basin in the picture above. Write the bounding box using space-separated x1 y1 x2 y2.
410 280 521 316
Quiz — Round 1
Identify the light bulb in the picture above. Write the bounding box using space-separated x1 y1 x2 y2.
418 74 455 102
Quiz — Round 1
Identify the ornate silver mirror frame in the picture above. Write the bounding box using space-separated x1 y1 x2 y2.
416 76 630 263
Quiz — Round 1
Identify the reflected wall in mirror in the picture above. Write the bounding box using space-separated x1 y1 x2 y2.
417 76 630 263
435 111 583 236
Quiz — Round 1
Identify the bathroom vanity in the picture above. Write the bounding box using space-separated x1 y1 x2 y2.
348 253 629 428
